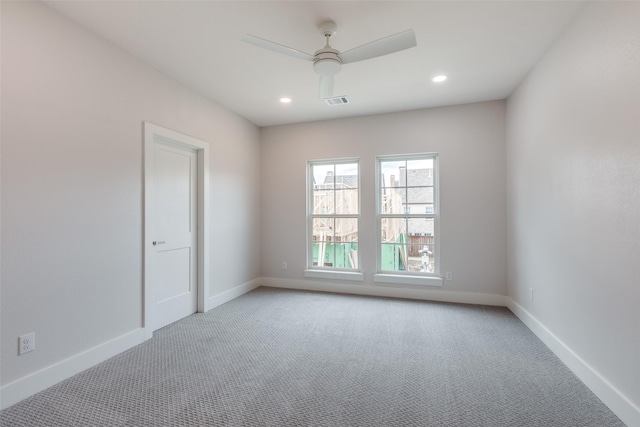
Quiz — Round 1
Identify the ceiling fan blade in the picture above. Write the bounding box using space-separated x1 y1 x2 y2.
318 75 334 98
340 29 417 64
242 34 314 62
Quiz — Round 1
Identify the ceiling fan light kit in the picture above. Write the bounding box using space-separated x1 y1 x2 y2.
243 20 417 99
313 47 342 77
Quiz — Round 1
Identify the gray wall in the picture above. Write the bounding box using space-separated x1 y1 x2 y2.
506 1 640 418
1 1 261 385
260 101 507 302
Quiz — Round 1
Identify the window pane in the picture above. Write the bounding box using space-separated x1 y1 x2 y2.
406 159 433 186
406 244 435 272
335 163 358 189
313 218 333 241
381 218 435 273
380 187 405 214
405 244 424 272
407 186 434 204
334 242 358 269
334 217 358 269
381 243 434 273
381 217 406 243
335 218 358 242
313 241 334 267
335 189 358 214
407 217 434 236
420 242 436 273
380 242 435 273
313 188 334 214
312 164 334 187
381 243 407 271
313 217 333 267
312 217 358 269
406 220 435 272
380 160 406 188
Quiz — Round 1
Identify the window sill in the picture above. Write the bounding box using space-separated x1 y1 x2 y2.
373 274 443 287
304 269 365 282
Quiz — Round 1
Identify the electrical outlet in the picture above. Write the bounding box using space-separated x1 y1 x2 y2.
19 332 35 355
529 287 534 302
282 262 287 271
445 272 453 281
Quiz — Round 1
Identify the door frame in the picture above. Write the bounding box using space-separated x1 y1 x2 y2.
143 122 210 339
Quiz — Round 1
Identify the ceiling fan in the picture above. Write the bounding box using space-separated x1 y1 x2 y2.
242 21 417 99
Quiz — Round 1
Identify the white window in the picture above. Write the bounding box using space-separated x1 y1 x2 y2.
375 153 440 286
306 159 362 281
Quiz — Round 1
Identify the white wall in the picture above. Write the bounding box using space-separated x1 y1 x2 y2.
260 101 507 304
1 0 260 396
506 2 640 425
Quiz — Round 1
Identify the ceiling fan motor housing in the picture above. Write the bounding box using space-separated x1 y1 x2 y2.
313 47 342 76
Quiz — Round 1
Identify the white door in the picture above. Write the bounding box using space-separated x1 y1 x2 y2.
151 142 198 330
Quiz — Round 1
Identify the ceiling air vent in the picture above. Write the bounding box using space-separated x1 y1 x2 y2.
324 96 349 106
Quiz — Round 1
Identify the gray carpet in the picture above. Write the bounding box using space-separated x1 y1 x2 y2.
0 287 624 426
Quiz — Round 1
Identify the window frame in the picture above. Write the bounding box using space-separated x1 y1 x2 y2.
305 158 364 281
374 153 442 287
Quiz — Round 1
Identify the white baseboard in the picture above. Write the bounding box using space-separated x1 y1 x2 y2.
0 328 145 410
205 278 261 311
0 279 262 411
506 298 640 427
261 277 506 307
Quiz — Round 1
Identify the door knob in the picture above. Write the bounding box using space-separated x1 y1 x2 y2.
152 241 166 246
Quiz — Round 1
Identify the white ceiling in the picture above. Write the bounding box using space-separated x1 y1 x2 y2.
45 1 584 127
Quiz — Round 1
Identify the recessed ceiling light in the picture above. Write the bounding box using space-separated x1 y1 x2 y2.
432 75 448 83
280 97 292 103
